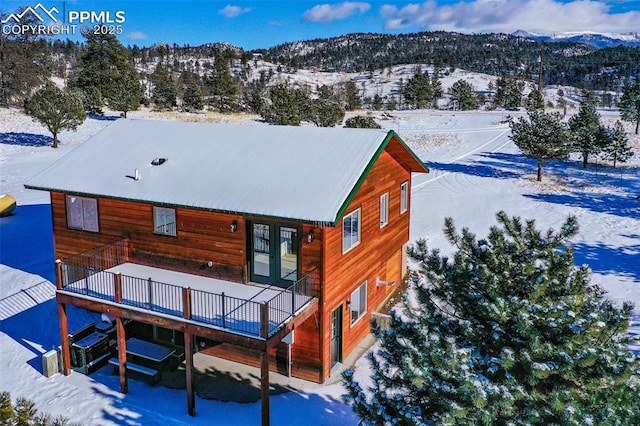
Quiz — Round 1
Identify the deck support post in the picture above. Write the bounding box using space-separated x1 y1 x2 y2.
260 302 270 426
261 350 270 426
57 301 71 375
56 260 71 375
114 272 128 394
183 287 195 417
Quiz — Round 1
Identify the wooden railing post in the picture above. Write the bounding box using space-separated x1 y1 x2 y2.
148 277 154 310
124 237 131 262
221 292 226 329
114 273 122 303
260 302 269 339
55 259 63 290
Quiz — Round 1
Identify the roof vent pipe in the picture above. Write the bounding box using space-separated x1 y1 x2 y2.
134 169 140 181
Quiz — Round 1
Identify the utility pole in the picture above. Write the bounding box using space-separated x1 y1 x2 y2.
537 47 544 92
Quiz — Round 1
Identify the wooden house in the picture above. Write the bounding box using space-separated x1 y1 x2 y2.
25 119 428 423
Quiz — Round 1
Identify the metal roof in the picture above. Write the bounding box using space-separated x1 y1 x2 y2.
25 119 426 225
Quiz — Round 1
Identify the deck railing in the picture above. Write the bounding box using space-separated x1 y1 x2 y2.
57 241 318 339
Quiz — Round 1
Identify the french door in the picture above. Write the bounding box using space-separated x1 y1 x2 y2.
250 222 299 287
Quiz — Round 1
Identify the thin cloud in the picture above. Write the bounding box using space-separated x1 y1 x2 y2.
126 31 148 40
218 5 253 18
303 2 371 23
380 0 640 34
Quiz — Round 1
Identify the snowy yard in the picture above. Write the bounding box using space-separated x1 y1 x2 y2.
1 106 638 425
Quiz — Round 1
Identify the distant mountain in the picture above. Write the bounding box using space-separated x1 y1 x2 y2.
513 30 640 49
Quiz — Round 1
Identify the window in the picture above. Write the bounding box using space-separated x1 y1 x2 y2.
380 192 389 228
153 207 176 236
400 181 408 214
350 281 367 325
342 208 360 253
66 196 99 232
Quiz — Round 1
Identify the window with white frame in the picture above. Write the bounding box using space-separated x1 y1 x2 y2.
400 181 408 214
153 207 176 236
66 195 99 232
342 208 361 253
380 192 389 228
350 281 367 325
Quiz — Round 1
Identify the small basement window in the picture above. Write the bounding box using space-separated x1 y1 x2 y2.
151 158 168 166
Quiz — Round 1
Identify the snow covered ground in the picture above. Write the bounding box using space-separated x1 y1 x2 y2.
1 106 638 425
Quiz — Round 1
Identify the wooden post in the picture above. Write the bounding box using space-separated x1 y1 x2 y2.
260 350 270 426
183 287 195 417
57 302 71 375
260 302 269 339
124 237 131 262
116 316 128 394
260 302 270 426
114 273 128 394
55 259 63 290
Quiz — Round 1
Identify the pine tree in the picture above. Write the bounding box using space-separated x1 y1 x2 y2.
344 115 381 128
619 80 640 134
181 82 204 112
343 212 640 425
107 67 143 118
569 95 604 169
601 121 634 168
24 81 86 148
70 30 141 114
403 71 433 109
344 80 362 111
150 64 177 110
260 83 301 125
525 88 544 112
509 111 569 181
449 79 477 110
206 51 238 110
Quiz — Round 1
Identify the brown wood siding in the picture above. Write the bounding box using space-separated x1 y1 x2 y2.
320 149 411 380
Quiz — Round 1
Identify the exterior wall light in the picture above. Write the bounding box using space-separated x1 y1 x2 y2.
307 229 314 243
230 220 238 233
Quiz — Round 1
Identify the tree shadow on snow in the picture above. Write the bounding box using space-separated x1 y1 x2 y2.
0 132 53 147
87 113 120 121
524 192 640 220
573 241 640 281
424 160 520 179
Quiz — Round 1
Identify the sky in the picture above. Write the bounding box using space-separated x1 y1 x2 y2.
1 0 639 49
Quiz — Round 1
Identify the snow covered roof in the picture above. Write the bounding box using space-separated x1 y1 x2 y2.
25 119 427 225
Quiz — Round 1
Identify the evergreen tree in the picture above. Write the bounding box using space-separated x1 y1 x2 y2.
509 111 569 181
449 79 478 110
569 96 604 168
344 115 381 128
107 67 144 118
601 121 634 168
372 94 384 110
307 98 345 127
24 81 86 148
403 71 433 109
430 72 443 108
260 83 301 125
525 88 544 112
181 82 204 112
344 80 362 111
70 30 141 114
206 51 238 110
343 212 640 425
150 64 177 110
494 76 524 110
619 80 640 134
0 15 52 107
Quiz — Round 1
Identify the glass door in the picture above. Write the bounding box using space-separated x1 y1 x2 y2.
250 222 299 287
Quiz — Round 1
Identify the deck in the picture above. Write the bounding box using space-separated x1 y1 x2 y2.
57 240 318 340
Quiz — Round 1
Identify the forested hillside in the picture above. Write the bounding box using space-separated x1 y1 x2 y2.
262 32 640 90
